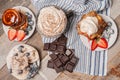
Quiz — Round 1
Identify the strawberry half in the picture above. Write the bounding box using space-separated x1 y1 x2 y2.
8 29 17 41
17 30 26 41
97 38 108 48
91 39 98 51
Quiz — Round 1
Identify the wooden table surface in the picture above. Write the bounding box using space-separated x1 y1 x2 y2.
0 0 120 80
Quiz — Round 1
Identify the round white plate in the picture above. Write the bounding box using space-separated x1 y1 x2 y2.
6 44 40 79
2 6 36 41
80 14 118 51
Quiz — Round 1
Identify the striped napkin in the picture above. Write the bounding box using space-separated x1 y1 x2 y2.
31 0 111 76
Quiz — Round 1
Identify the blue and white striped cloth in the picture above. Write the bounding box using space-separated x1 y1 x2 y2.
31 0 111 76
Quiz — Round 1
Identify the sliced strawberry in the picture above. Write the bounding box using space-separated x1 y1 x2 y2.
17 30 26 41
91 39 98 51
97 38 108 48
8 29 17 41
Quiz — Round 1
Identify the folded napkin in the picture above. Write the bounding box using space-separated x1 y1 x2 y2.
31 0 111 76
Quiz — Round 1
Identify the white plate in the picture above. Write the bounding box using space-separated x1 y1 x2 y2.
80 14 118 51
2 6 36 41
6 44 40 79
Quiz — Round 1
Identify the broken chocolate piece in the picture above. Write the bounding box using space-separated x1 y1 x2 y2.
64 62 74 72
47 60 54 69
58 53 64 59
61 55 69 64
49 44 57 51
43 34 67 54
47 49 79 73
49 53 57 60
43 43 50 50
56 45 66 53
44 34 79 73
54 58 63 67
54 64 64 73
70 56 79 66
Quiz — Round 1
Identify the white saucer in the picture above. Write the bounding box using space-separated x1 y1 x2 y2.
6 44 40 79
2 6 36 41
80 14 118 51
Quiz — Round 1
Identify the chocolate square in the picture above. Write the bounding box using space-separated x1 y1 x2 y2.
52 34 67 46
49 44 57 51
54 64 64 73
43 43 50 50
54 58 63 67
57 45 66 53
69 49 75 59
47 60 54 69
64 62 74 72
59 39 67 46
49 53 57 60
61 55 69 64
58 35 67 45
58 53 64 59
70 56 79 66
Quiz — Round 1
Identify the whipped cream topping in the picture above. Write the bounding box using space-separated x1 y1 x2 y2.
80 17 98 36
38 6 67 37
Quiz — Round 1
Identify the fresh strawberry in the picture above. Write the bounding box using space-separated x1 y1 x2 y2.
91 39 98 51
17 30 26 41
97 38 108 48
8 29 17 41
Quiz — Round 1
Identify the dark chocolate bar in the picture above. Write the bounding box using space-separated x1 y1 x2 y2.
47 49 79 73
44 34 67 54
45 34 79 73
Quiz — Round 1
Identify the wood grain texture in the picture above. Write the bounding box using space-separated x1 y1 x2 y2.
0 0 120 80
